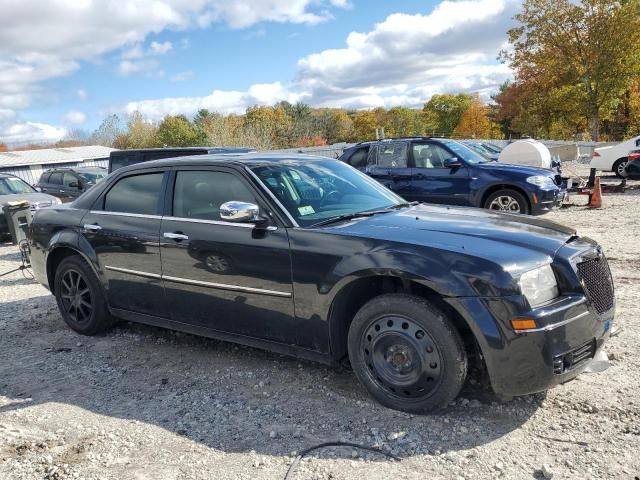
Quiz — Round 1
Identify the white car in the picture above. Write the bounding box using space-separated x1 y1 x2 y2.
591 135 640 178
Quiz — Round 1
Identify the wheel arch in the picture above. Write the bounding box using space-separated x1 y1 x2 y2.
480 183 532 212
328 275 483 370
46 231 100 294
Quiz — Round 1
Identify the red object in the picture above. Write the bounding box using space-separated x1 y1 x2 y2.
629 151 640 161
589 177 603 208
592 151 600 157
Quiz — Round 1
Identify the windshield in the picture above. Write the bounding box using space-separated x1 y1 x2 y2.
481 142 502 154
251 160 404 227
444 140 490 164
77 171 107 184
0 177 35 195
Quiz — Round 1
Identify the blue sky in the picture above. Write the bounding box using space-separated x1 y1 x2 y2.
0 0 516 146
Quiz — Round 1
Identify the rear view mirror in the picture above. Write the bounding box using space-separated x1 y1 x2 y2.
444 157 462 168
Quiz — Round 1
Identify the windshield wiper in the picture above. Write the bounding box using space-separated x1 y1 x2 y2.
310 202 416 228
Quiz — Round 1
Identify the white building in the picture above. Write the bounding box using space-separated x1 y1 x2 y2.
0 145 115 185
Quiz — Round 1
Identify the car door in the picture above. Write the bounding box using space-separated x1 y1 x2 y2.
42 171 63 198
409 141 471 205
159 167 296 344
80 169 169 317
365 142 412 199
62 172 82 202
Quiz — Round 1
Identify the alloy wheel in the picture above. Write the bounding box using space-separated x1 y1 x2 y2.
59 269 93 324
361 315 443 399
489 195 521 213
616 160 628 176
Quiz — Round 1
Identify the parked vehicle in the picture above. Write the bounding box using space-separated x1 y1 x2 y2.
591 135 640 178
0 173 61 239
108 147 256 172
461 141 499 161
35 167 107 203
622 149 640 179
29 154 614 413
340 138 564 215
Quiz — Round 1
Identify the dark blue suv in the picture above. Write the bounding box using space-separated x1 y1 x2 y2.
339 138 564 215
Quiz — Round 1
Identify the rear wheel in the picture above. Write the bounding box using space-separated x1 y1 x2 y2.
484 188 529 214
613 158 628 178
348 294 467 413
54 256 113 335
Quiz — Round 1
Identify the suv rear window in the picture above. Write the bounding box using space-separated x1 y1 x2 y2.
104 173 164 215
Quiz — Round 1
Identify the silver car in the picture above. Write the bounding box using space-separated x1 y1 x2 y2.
0 173 61 240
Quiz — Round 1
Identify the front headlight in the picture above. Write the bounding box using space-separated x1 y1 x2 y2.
526 175 555 187
518 264 559 307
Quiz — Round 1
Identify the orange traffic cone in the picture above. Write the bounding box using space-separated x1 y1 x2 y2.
589 176 602 208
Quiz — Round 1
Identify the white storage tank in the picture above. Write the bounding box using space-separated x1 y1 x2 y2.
498 139 552 169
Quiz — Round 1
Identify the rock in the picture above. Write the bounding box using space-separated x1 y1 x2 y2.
540 464 554 479
269 430 278 439
468 399 482 408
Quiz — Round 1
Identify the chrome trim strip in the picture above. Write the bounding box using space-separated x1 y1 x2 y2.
105 265 162 280
164 216 255 228
244 166 300 227
515 310 590 334
90 210 163 220
536 297 587 317
162 275 291 298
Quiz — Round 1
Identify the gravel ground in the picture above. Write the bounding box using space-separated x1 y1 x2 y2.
1 164 639 480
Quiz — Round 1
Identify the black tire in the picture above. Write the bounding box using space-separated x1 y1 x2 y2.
347 294 467 413
54 255 113 335
483 188 529 214
613 158 628 178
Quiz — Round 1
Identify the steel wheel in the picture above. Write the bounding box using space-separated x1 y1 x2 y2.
489 195 521 213
361 314 443 400
59 268 93 325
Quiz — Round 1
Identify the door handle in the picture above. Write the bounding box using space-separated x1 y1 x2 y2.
163 232 189 241
83 223 102 232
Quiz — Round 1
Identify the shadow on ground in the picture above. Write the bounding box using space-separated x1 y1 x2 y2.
0 295 542 460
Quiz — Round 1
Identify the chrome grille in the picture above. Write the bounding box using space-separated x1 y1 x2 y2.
576 252 614 314
553 340 595 374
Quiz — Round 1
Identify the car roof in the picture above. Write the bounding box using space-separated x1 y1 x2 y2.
45 166 106 172
119 152 334 173
354 137 454 146
109 147 256 155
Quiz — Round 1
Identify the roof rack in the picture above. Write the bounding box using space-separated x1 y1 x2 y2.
356 136 434 145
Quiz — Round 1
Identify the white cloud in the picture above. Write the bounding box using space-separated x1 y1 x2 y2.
170 71 194 82
150 41 173 55
126 82 303 119
0 117 66 146
122 0 516 118
65 111 87 125
0 0 345 111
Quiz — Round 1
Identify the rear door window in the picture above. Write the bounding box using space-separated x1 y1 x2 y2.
49 172 63 185
104 173 164 215
376 142 407 168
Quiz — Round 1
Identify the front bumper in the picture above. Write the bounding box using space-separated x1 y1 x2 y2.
450 294 613 396
530 187 564 215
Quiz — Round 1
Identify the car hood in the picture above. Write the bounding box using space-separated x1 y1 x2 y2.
0 192 58 206
476 162 555 177
327 204 577 274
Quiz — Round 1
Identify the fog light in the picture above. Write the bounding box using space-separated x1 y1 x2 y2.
511 318 538 331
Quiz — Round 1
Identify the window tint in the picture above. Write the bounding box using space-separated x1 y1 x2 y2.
173 171 256 221
376 142 407 168
63 172 78 187
39 172 51 184
104 173 164 215
49 172 63 185
109 153 143 172
413 143 452 168
347 147 369 168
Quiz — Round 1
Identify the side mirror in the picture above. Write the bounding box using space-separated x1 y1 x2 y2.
68 181 81 189
34 186 42 192
220 201 261 223
444 157 462 168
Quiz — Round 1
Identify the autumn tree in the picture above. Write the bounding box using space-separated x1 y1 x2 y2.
90 114 125 147
157 115 206 147
0 143 8 152
503 0 640 140
423 93 473 136
349 111 378 141
453 95 490 138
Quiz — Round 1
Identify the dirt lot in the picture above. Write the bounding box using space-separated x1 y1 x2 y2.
1 165 639 480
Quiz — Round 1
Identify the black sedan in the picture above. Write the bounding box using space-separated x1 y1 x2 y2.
28 154 614 413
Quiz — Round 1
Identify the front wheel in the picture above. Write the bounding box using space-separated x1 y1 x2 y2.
54 255 114 335
484 189 529 214
613 158 628 178
348 294 467 413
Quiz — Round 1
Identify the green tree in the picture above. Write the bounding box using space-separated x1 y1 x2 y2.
503 0 640 140
156 115 206 147
423 93 473 136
